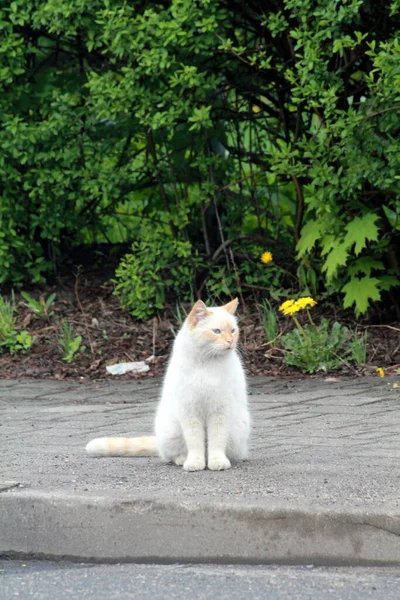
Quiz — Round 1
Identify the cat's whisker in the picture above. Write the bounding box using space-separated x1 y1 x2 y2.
235 344 245 359
201 347 219 362
200 350 211 362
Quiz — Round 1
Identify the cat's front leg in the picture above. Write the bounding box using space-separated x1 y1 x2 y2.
207 414 231 471
181 418 206 471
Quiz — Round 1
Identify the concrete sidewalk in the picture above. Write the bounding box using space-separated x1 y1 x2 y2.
1 376 400 565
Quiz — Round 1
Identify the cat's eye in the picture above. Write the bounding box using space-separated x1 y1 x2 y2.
212 328 221 334
231 328 236 333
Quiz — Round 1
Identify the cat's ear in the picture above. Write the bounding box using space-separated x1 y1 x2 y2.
188 300 210 328
222 297 239 314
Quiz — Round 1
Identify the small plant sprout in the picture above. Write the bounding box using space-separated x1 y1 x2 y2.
21 292 56 318
260 299 278 347
58 321 83 363
349 330 368 365
169 302 189 337
174 301 188 328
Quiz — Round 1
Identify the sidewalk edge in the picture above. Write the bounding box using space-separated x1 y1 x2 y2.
1 490 400 566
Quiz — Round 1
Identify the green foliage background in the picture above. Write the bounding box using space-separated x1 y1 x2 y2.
1 0 399 317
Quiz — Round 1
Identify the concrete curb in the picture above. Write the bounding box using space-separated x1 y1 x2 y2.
1 489 400 566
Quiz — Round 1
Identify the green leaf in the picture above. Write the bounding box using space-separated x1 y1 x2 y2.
342 276 381 315
344 214 380 255
45 293 56 310
347 257 385 277
322 242 349 280
296 220 322 257
378 275 400 291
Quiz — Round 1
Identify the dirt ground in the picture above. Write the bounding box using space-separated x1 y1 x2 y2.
0 271 399 381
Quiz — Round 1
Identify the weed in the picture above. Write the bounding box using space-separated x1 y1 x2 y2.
0 295 33 353
21 291 56 318
259 299 278 347
281 318 351 373
349 330 368 365
58 321 83 362
169 302 189 337
279 297 351 373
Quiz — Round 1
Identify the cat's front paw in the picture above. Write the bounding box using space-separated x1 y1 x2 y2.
208 455 231 471
183 456 206 471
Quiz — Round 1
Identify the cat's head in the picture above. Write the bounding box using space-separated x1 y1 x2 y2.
186 298 239 355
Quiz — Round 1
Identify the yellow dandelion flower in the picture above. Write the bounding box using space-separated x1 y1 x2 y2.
279 299 298 316
295 297 317 310
376 367 385 378
279 296 317 316
260 251 273 264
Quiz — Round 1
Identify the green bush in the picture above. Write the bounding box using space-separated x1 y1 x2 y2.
114 227 197 320
0 0 399 317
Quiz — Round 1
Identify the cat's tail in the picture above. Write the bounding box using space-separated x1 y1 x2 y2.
85 436 158 457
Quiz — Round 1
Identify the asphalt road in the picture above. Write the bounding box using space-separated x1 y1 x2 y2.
2 561 400 600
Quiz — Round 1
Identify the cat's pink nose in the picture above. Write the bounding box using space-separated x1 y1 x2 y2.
227 339 233 345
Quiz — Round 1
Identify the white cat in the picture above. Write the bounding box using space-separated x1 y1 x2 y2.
86 298 250 471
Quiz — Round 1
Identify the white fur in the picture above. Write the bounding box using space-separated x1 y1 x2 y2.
86 437 109 456
155 305 250 471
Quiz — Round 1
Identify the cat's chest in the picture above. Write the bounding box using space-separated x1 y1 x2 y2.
183 358 236 396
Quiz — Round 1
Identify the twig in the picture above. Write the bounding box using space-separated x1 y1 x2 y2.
66 319 104 330
256 337 284 350
331 351 361 376
229 247 246 308
31 325 57 335
292 175 304 244
259 342 286 353
201 199 211 256
211 233 289 263
152 317 157 357
365 324 400 333
208 158 230 271
241 283 272 292
148 130 177 238
361 105 400 120
215 170 265 193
